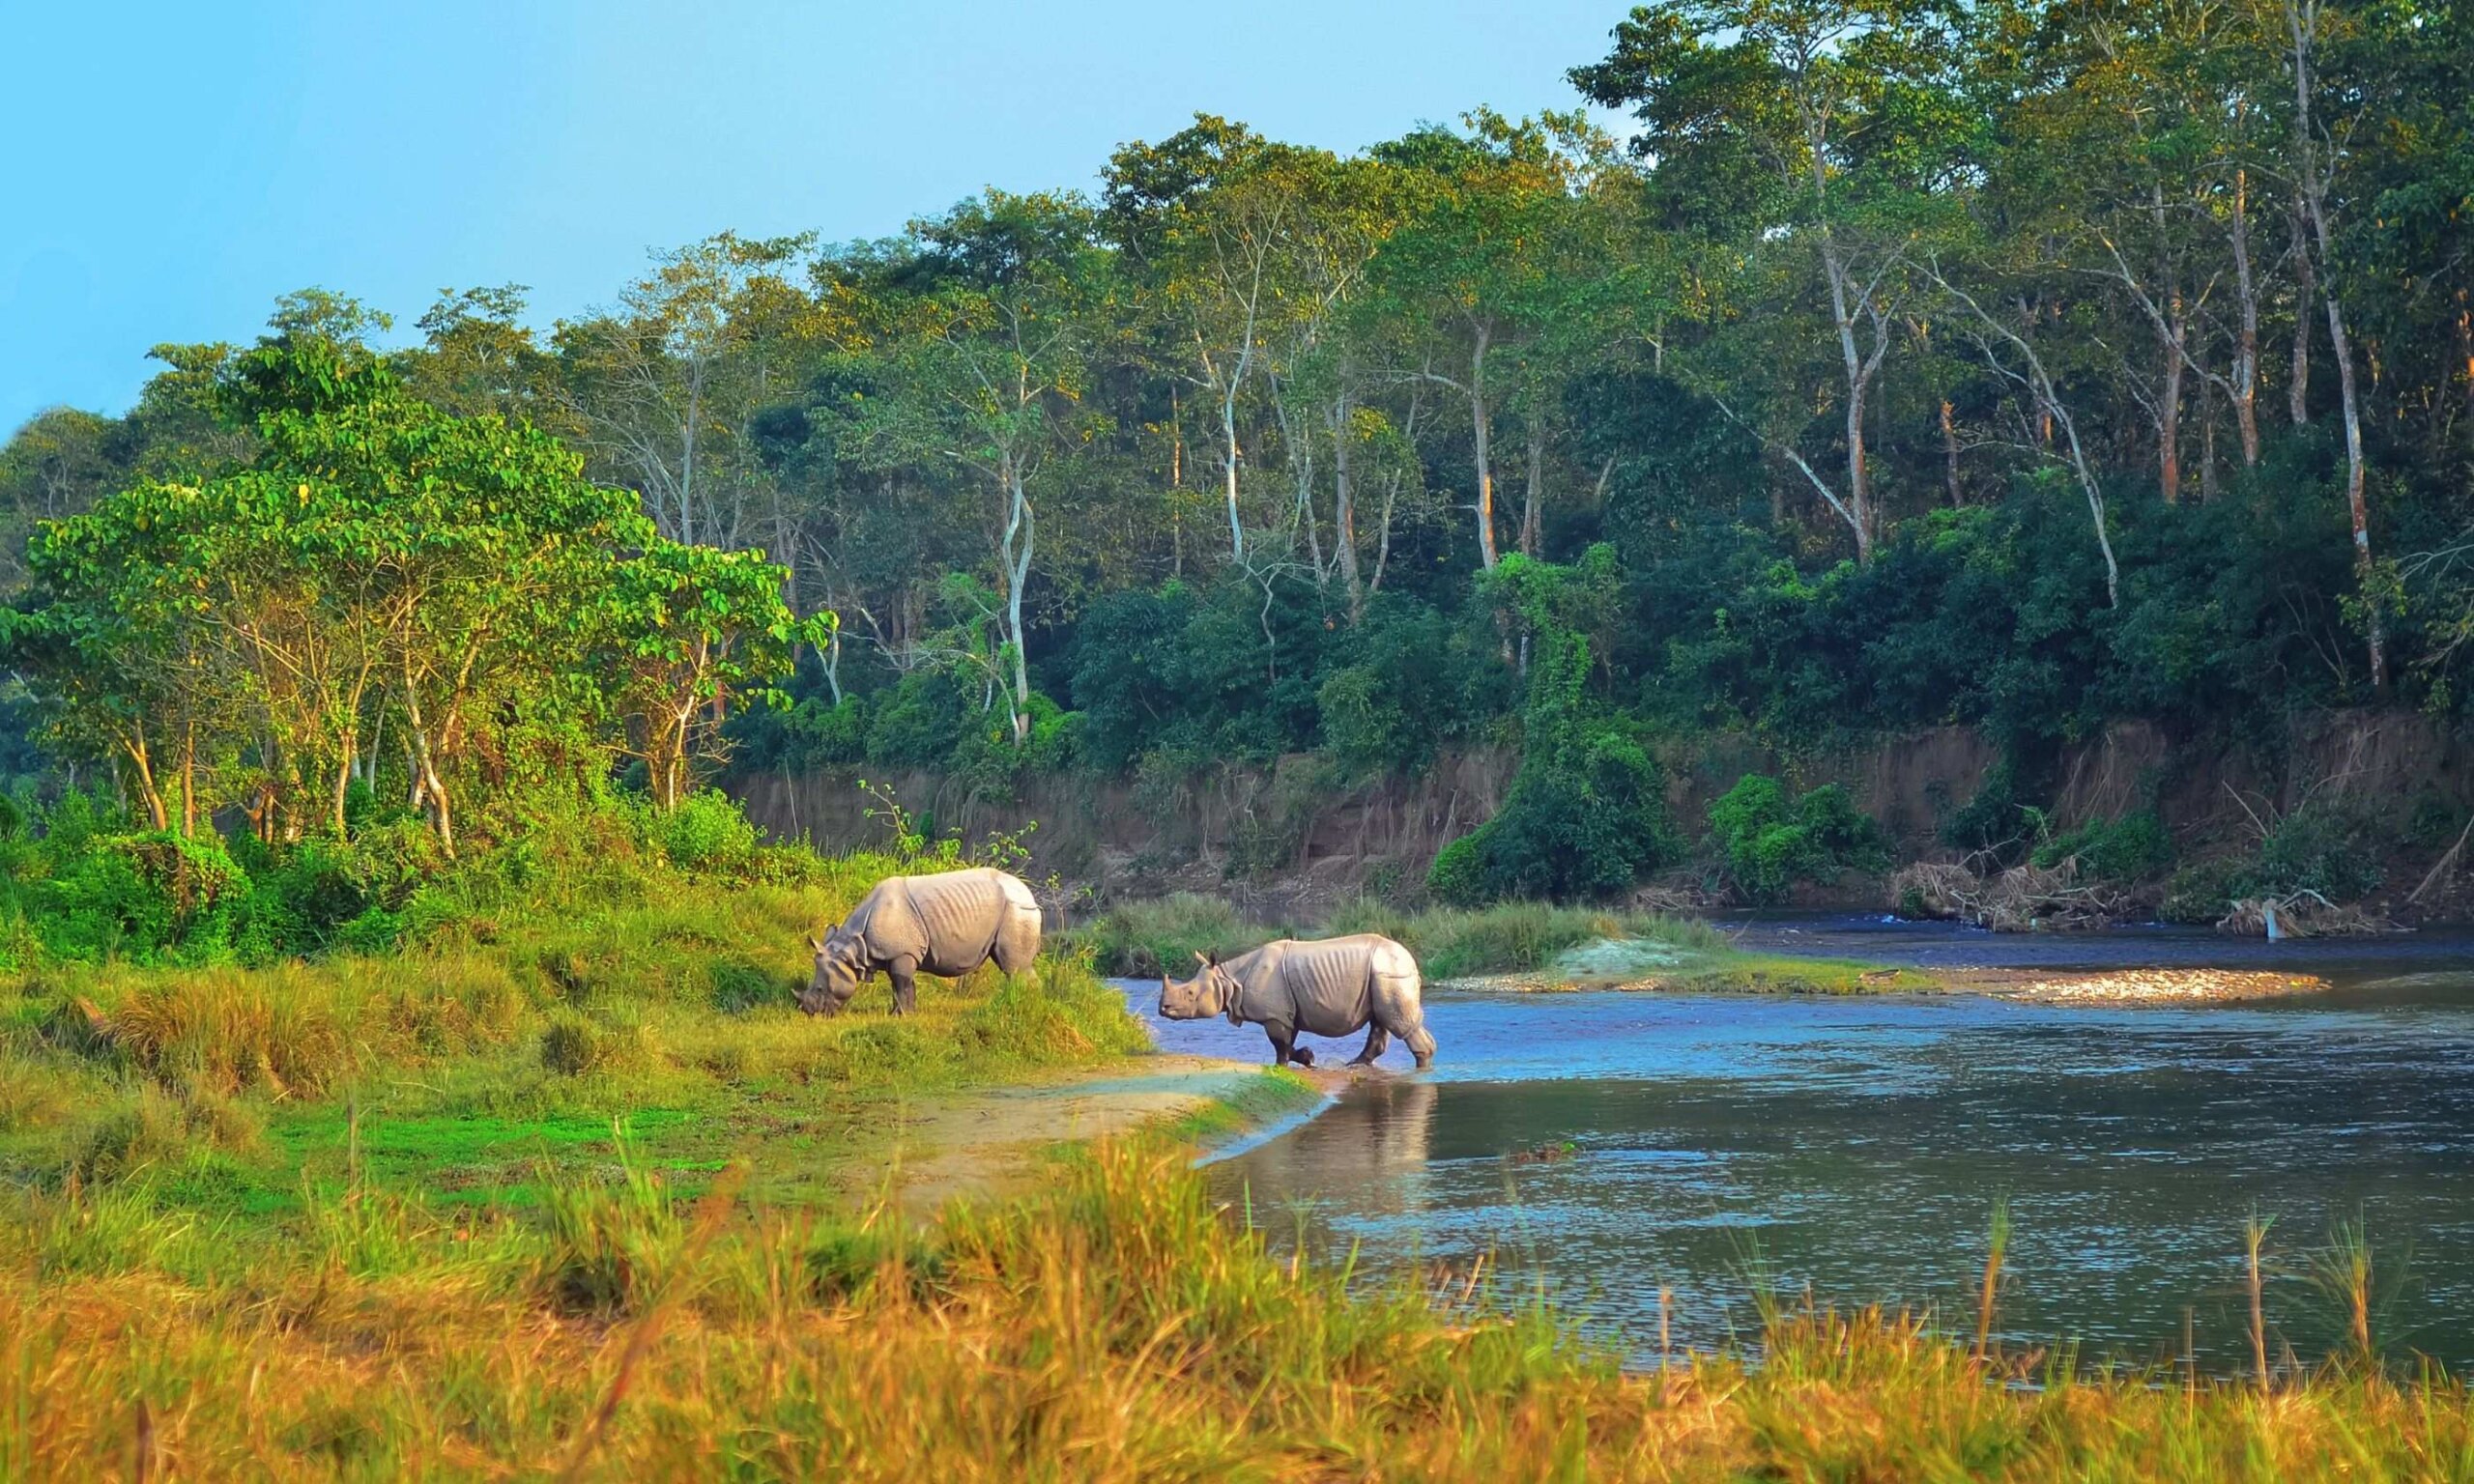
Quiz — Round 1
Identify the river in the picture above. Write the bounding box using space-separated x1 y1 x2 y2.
1119 917 2474 1371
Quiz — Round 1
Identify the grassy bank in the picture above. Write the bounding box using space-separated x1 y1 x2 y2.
0 820 1149 1221
1075 896 1729 982
9 1136 2472 1480
1072 894 1948 994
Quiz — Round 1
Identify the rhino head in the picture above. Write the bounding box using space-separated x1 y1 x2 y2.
800 928 865 1016
1158 951 1239 1024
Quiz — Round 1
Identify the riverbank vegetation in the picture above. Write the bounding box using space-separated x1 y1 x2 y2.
0 793 1147 1221
15 0 2474 924
1073 895 1726 981
11 1136 2474 1480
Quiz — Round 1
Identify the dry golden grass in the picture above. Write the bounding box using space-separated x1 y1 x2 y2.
9 1140 2474 1482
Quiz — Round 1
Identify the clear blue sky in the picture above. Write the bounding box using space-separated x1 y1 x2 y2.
3 1 1633 436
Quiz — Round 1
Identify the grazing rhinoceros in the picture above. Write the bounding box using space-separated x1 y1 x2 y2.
801 868 1042 1016
1159 933 1436 1070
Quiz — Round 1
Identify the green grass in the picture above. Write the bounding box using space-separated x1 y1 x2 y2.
0 836 1151 1226
1066 891 1272 977
1075 893 1731 982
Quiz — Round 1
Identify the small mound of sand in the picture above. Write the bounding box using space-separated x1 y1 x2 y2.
1445 937 1697 992
1983 969 2327 1003
1551 937 1689 980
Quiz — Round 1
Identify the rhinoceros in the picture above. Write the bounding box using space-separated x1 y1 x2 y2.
801 867 1042 1016
1159 933 1436 1070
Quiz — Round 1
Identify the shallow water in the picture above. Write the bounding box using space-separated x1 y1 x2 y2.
1122 919 2474 1369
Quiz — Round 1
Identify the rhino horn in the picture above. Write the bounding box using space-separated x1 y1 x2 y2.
1193 950 1211 967
808 933 826 954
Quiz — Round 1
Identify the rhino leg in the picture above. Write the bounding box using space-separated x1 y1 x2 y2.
1265 1024 1307 1068
1348 1025 1391 1066
1401 1024 1436 1070
888 955 919 1016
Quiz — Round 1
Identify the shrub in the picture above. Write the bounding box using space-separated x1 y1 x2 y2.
1076 894 1266 977
1428 550 1681 904
2033 812 2174 883
1708 775 1889 904
655 789 761 871
2249 801 2383 901
108 969 351 1098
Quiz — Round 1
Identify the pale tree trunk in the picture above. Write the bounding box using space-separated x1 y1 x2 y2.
1932 271 2120 606
180 722 197 838
1000 459 1036 744
1801 96 1884 560
1520 412 1544 556
1469 324 1499 569
2287 0 2386 692
2229 167 2263 464
1331 385 1362 620
1220 388 1243 563
2289 201 2315 425
122 728 168 832
2153 185 2186 502
1825 239 1878 561
400 661 455 859
1270 378 1325 583
2201 374 2221 501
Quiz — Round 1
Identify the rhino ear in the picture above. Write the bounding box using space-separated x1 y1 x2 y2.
1207 949 1221 967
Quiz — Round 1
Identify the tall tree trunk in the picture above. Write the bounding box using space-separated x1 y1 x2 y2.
1825 238 1877 561
1520 412 1544 556
1331 385 1362 620
2201 374 2220 502
180 722 197 838
2289 202 2315 425
121 728 168 832
2456 292 2474 426
1001 461 1036 744
400 667 455 859
2229 167 2262 464
1470 325 1499 569
1222 395 1243 563
2287 0 2384 691
2326 288 2384 691
1941 396 1964 505
2153 184 2186 503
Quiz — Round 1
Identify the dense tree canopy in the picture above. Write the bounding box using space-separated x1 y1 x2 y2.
7 0 2473 901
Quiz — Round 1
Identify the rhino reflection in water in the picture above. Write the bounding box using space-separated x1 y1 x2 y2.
801 868 1042 1016
1159 933 1437 1069
1225 1077 1441 1221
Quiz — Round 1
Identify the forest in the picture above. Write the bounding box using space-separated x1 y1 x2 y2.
5 0 2473 917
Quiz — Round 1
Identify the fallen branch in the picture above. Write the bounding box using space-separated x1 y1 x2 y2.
2408 813 2474 905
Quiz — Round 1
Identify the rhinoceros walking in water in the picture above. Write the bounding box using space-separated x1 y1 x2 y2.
1159 933 1436 1070
801 867 1042 1016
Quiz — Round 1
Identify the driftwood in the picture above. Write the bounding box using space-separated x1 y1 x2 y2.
2408 813 2474 906
1890 858 2125 931
2216 891 2391 938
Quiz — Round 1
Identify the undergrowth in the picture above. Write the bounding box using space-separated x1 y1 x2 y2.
7 1140 2472 1480
1076 895 1727 982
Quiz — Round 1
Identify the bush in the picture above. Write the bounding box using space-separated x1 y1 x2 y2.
1075 894 1267 977
107 968 352 1098
1431 731 1678 903
1707 774 1888 904
655 790 761 871
2249 801 2383 901
2033 812 2174 883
